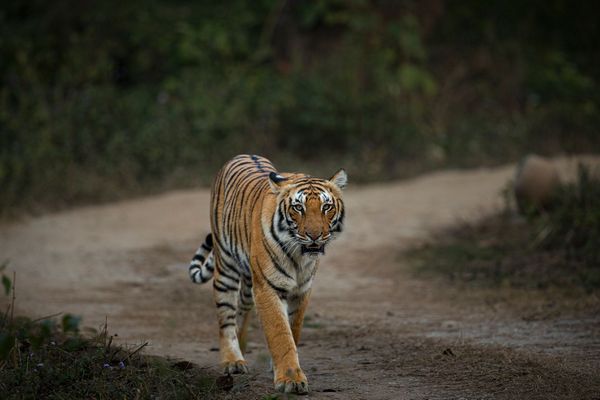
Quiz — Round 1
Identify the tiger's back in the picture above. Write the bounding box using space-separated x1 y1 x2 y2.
211 154 276 272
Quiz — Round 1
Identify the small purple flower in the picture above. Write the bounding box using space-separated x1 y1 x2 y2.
118 361 125 369
103 363 111 369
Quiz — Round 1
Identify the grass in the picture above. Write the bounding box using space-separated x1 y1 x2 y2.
409 165 600 292
0 268 225 400
0 266 284 399
0 314 222 399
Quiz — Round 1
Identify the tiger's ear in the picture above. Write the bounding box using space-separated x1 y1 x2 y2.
329 168 348 190
268 172 288 192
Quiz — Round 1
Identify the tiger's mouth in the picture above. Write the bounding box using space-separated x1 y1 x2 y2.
301 244 325 255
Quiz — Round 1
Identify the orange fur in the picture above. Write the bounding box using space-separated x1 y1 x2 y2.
191 154 346 393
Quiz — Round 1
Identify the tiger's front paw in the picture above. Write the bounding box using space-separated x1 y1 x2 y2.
274 367 309 394
222 360 249 375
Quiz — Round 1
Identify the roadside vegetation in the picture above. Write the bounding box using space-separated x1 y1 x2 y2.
410 166 600 292
2 1 599 216
0 267 230 399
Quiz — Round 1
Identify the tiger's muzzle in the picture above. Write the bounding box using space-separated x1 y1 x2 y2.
301 243 325 255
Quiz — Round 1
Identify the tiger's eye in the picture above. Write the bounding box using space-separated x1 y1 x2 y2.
293 204 303 213
322 203 332 212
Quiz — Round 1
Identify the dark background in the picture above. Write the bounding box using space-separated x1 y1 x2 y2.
1 0 599 214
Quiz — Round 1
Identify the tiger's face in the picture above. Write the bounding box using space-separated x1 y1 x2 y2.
270 169 347 256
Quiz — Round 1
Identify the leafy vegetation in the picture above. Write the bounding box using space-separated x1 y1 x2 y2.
0 270 222 399
410 166 600 291
1 1 599 215
535 166 600 275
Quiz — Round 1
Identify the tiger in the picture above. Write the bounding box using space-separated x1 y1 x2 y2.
188 154 347 394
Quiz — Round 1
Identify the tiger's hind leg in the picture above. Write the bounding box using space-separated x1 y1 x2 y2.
213 256 248 374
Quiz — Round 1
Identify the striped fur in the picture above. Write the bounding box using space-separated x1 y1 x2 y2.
188 234 215 283
188 154 347 394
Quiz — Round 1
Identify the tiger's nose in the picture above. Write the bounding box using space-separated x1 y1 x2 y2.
307 232 321 242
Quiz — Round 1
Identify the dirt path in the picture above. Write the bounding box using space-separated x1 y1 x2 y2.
2 157 599 399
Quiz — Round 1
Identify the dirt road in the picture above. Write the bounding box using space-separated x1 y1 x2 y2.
2 157 599 399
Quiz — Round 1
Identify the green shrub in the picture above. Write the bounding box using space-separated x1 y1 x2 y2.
410 165 600 291
1 0 599 214
0 312 219 399
536 166 600 283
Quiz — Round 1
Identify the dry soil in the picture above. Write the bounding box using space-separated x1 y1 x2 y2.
2 156 599 399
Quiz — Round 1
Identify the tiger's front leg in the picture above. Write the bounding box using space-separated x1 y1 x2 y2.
253 276 308 394
288 291 311 345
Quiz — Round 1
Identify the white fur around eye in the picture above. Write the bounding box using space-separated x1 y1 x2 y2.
319 191 332 203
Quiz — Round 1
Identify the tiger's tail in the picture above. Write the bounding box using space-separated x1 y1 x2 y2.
189 233 215 284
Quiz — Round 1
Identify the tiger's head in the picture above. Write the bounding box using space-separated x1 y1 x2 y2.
269 169 347 256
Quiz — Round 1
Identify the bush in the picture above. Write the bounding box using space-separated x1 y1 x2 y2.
536 166 600 279
410 165 600 291
1 0 599 215
0 312 219 399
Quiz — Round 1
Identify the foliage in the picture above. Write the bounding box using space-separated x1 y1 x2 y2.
0 265 221 398
1 0 599 214
535 166 600 281
0 261 11 295
0 312 220 399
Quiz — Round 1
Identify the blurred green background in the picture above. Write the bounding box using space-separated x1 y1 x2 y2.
1 0 599 214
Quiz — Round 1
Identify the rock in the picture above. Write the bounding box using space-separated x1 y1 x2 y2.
514 155 560 213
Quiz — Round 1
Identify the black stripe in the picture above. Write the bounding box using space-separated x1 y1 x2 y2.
192 254 206 262
279 204 297 234
299 272 316 287
242 261 252 277
216 265 240 283
241 287 253 297
239 291 255 305
270 211 298 270
219 259 239 274
251 154 266 172
257 262 288 297
213 235 233 259
224 162 255 195
194 270 210 283
220 322 236 329
262 238 294 280
216 301 236 310
225 314 236 320
214 281 236 292
201 243 211 251
240 296 253 306
214 279 238 291
211 168 225 235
